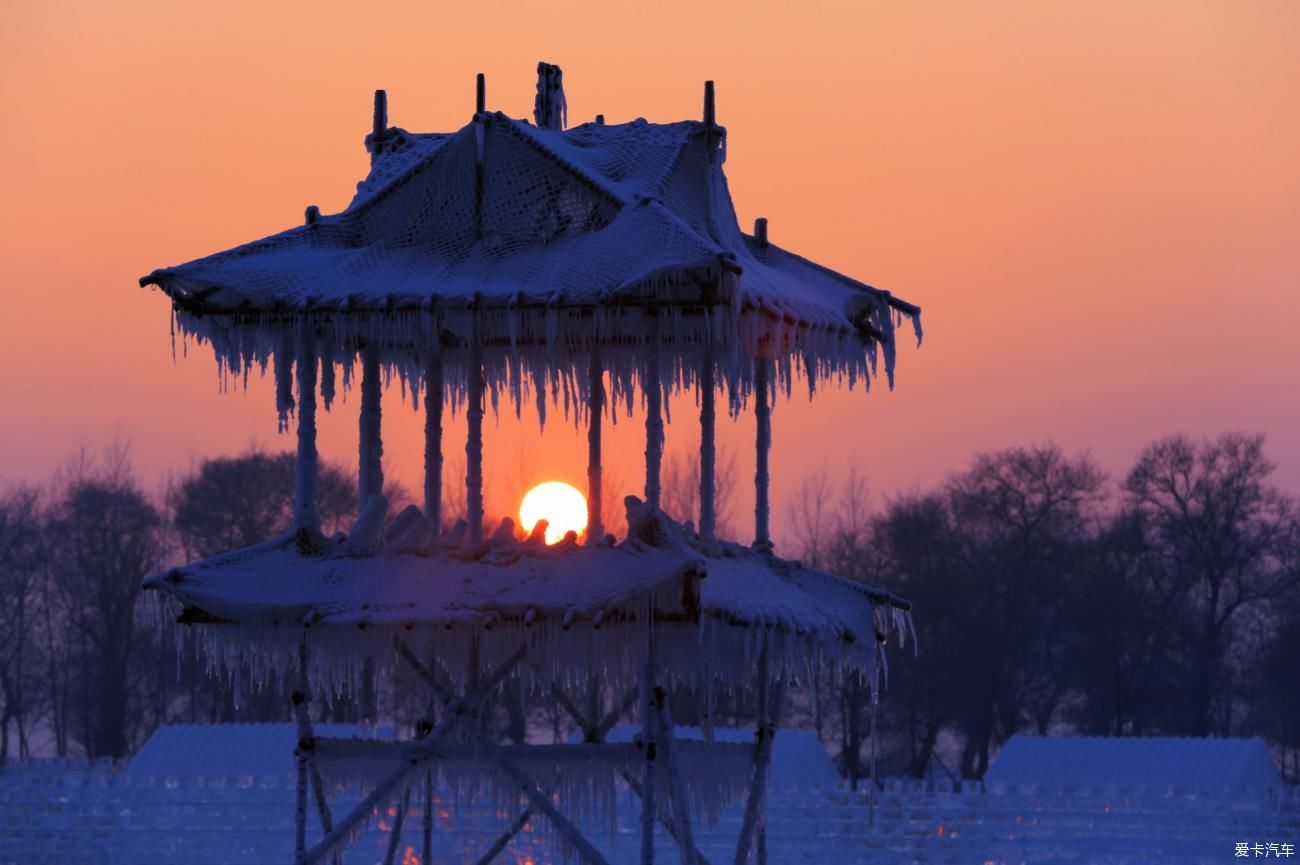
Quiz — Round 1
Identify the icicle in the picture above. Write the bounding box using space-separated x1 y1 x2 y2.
319 336 337 410
274 328 296 433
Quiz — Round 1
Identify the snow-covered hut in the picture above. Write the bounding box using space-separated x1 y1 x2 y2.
137 63 921 865
986 735 1284 791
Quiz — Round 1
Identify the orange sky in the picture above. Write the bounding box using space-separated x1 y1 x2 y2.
1 1 1297 545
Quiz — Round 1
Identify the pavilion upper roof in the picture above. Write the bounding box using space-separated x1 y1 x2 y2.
140 108 919 341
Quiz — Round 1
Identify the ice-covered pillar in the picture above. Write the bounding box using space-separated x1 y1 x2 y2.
644 312 664 509
358 344 384 516
294 323 319 534
699 336 716 541
466 308 485 547
587 342 605 543
753 356 772 552
423 349 444 534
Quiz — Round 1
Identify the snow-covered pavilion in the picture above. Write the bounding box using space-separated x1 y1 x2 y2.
138 62 922 865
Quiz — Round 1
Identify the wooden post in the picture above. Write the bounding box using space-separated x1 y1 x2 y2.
644 312 664 509
382 787 409 865
753 358 771 551
424 349 444 533
587 343 605 542
704 81 718 164
699 338 716 541
733 648 785 865
359 343 383 515
656 690 698 865
292 639 340 865
639 623 658 865
422 771 434 865
295 728 308 862
868 645 881 826
753 217 768 250
372 89 387 162
474 74 486 239
294 323 319 534
467 308 485 547
293 638 311 864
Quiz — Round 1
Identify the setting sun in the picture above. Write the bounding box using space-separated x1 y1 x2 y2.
519 481 588 545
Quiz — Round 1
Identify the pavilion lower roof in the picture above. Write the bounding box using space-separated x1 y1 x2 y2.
143 506 913 692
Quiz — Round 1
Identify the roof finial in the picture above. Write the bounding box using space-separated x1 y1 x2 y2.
755 217 768 249
595 114 605 125
703 80 715 127
371 90 387 162
305 205 320 226
534 62 566 130
476 73 486 114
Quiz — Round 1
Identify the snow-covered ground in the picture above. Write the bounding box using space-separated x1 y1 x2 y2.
2 760 1296 864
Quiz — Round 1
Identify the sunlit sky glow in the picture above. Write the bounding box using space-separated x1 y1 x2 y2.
1 2 1297 548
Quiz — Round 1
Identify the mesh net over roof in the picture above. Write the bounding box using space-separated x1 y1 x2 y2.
140 105 921 397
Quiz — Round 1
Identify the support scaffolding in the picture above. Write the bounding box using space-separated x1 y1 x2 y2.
280 625 811 865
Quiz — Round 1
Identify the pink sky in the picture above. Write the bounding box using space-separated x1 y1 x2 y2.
1 2 1297 545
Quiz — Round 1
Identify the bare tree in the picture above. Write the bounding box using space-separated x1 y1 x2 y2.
1125 433 1300 735
0 486 44 764
786 466 833 567
661 446 737 537
44 455 163 759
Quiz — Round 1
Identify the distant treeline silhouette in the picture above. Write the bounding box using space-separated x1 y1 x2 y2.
0 434 1296 785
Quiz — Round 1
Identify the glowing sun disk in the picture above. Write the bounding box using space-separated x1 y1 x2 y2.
519 482 588 545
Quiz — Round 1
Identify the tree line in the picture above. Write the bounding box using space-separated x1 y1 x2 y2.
0 433 1296 785
785 433 1300 784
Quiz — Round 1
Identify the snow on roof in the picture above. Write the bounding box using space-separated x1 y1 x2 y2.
126 722 393 778
985 735 1284 790
139 81 921 397
143 498 912 696
142 114 917 332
